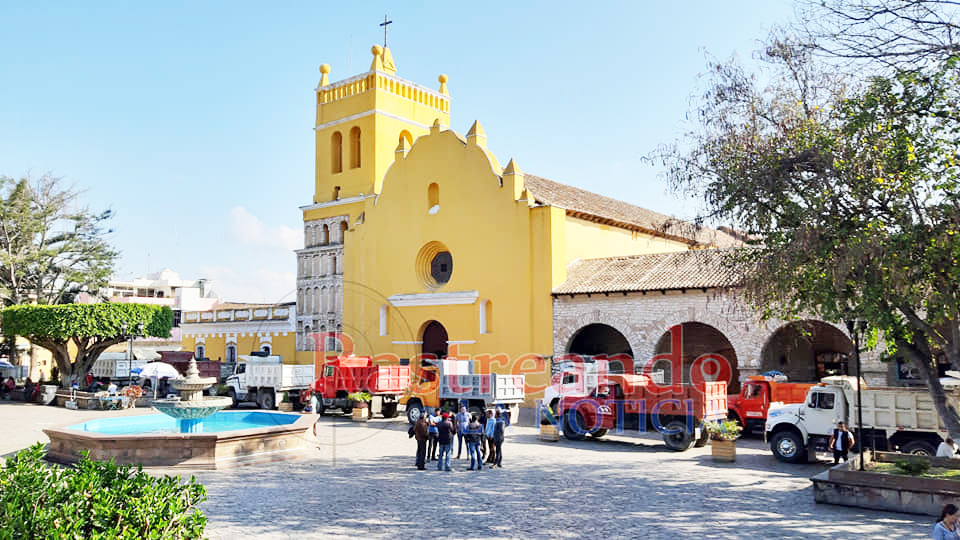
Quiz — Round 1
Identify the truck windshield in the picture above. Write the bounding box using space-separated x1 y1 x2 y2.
746 384 762 399
808 392 835 409
562 373 577 384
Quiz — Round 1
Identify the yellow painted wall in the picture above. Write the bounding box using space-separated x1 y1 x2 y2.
563 215 690 263
181 333 297 364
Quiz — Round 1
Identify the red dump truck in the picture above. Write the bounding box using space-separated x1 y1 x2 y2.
309 355 410 418
556 373 727 451
727 375 815 435
160 351 222 380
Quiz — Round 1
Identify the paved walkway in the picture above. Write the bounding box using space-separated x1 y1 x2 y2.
0 403 932 538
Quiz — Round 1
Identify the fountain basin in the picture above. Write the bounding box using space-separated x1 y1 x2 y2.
44 411 314 469
152 395 235 423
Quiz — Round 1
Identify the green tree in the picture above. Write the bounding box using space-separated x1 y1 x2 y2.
0 174 117 306
658 42 960 437
2 304 172 388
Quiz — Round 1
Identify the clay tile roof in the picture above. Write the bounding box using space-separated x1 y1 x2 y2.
553 249 748 295
522 174 741 248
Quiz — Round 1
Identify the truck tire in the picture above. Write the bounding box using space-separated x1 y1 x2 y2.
406 400 424 424
662 420 693 451
382 402 399 418
260 390 276 410
901 440 937 456
771 430 806 463
563 410 587 441
589 428 608 439
227 389 238 409
469 405 485 420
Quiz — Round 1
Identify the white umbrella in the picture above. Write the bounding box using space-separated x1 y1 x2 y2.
136 362 181 399
0 360 15 369
137 362 181 379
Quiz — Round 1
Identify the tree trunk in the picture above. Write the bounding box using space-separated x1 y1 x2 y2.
899 337 960 441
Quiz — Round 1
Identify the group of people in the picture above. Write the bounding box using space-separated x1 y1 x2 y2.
410 406 507 471
0 376 42 401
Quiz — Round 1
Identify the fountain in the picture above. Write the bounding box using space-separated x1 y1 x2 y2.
43 357 314 469
151 357 234 433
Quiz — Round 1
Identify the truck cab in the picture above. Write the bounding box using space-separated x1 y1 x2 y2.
541 357 609 422
765 383 849 463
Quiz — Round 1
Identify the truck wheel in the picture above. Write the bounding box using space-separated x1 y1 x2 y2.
563 410 587 441
589 428 608 439
902 440 937 456
406 401 424 424
771 430 806 463
662 420 693 451
227 389 238 409
468 405 484 420
382 402 399 418
260 391 276 410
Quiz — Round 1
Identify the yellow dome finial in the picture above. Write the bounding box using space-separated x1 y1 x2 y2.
438 74 449 95
319 64 331 87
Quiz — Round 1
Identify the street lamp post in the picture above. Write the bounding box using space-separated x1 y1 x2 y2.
846 319 867 471
120 322 128 386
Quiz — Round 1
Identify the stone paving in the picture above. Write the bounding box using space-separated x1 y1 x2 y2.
1 402 932 539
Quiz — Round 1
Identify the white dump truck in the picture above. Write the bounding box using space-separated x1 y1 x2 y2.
90 353 147 383
765 375 960 462
224 355 314 410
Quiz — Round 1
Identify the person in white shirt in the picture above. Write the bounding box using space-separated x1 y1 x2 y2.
937 438 959 458
106 381 119 395
828 421 855 464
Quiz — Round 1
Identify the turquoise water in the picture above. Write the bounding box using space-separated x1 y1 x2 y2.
67 411 300 435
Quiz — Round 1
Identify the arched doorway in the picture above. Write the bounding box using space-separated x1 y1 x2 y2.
652 322 740 393
567 323 633 373
760 321 853 382
421 320 448 360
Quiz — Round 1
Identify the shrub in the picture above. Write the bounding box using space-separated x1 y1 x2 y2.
0 443 207 539
704 419 743 441
894 459 932 476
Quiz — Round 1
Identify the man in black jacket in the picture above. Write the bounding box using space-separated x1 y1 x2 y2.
436 413 455 471
828 421 855 464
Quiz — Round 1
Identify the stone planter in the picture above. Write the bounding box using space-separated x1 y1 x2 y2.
278 402 294 412
540 423 559 442
352 407 369 422
711 439 736 462
39 385 58 405
812 451 960 516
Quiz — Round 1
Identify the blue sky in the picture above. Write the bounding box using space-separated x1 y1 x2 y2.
0 1 796 303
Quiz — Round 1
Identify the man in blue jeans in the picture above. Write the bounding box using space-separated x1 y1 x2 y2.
465 414 484 470
436 413 455 471
455 405 470 458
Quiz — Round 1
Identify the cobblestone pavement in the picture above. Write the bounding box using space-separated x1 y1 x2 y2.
191 416 929 540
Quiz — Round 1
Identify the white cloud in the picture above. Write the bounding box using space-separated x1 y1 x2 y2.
200 265 297 304
228 206 302 251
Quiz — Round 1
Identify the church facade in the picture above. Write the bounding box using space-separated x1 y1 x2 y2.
293 45 901 408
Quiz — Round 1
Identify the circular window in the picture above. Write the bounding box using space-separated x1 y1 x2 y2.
431 251 453 284
416 241 453 289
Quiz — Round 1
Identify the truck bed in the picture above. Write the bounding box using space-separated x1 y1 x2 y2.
440 373 525 404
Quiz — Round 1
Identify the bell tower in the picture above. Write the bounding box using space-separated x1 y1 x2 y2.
313 45 451 203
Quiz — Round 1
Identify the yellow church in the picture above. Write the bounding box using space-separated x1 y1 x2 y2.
293 44 738 406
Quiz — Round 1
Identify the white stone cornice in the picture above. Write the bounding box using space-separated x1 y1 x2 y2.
388 291 479 307
300 194 373 212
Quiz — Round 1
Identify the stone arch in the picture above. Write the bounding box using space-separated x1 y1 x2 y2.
554 311 642 364
651 321 741 392
760 320 853 382
566 323 634 374
331 131 343 173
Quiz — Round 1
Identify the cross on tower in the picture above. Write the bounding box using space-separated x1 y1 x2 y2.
379 14 392 47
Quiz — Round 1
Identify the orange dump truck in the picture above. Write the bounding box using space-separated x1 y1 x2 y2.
727 375 815 434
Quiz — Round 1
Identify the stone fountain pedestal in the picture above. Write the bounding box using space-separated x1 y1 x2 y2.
152 358 233 432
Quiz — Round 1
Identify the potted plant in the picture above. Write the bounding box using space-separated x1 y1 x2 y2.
348 391 371 421
705 419 742 462
278 391 294 412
